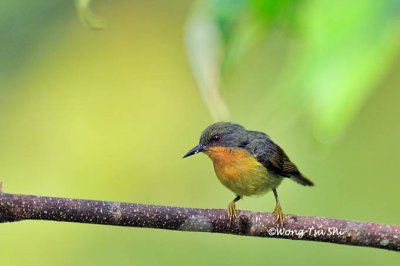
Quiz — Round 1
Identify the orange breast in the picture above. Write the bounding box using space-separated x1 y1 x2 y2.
204 146 276 196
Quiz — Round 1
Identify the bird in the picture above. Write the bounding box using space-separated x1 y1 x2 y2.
183 122 314 226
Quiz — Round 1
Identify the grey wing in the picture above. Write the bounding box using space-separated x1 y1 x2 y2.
244 132 314 186
246 132 300 177
244 132 278 169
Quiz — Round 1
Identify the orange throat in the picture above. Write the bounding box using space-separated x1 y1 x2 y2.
205 146 258 181
205 146 247 164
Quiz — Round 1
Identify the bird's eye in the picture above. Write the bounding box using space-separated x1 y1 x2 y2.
211 135 221 142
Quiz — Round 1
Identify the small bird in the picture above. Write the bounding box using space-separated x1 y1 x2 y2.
183 122 313 225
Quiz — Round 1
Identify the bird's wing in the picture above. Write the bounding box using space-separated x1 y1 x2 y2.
245 133 313 186
264 146 301 177
246 137 298 177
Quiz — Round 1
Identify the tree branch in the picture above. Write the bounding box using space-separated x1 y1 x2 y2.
0 191 399 251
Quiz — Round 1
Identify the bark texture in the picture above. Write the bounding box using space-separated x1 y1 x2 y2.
0 192 399 251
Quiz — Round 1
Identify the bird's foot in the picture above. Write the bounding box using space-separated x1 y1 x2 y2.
227 201 238 222
272 203 285 227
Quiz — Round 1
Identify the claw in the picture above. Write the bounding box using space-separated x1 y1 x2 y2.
272 203 285 227
227 201 238 222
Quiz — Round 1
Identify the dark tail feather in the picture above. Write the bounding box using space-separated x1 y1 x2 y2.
290 173 314 186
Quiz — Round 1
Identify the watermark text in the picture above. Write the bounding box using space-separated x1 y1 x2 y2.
267 227 346 238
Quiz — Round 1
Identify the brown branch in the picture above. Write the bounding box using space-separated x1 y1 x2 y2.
0 191 399 251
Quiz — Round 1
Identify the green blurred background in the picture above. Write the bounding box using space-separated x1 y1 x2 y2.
0 0 399 265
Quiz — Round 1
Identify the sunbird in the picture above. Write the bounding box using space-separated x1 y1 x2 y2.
183 122 314 225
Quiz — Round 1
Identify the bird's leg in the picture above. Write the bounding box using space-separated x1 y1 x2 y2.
227 195 241 222
272 189 284 226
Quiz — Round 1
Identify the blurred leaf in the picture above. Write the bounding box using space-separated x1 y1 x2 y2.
186 0 400 144
185 0 303 121
185 1 230 121
249 0 303 28
301 0 400 143
76 0 104 30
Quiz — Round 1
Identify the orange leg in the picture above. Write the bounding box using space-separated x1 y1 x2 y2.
227 195 241 222
272 189 284 226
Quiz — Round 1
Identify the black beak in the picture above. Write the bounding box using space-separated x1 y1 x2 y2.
183 144 206 158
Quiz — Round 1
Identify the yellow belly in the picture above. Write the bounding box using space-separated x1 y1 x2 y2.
205 147 282 196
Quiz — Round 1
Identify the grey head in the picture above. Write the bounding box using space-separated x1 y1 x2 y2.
183 122 266 158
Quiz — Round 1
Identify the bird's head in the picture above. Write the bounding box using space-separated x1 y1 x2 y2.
183 122 249 158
